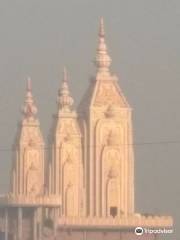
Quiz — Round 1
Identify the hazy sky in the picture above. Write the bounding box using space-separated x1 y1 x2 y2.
0 0 179 238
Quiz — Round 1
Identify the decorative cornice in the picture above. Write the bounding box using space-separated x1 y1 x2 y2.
0 194 61 207
58 216 173 228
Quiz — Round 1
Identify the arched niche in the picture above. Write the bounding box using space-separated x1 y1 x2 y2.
106 177 119 217
65 183 76 217
26 162 40 196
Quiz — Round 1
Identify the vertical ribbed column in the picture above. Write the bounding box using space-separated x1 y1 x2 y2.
53 208 58 238
83 230 87 240
33 208 37 240
38 207 43 240
17 207 23 240
4 208 8 240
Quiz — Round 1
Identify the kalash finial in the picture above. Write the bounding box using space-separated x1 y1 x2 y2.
27 76 32 91
95 17 112 73
22 77 37 120
57 67 74 112
63 66 68 83
99 17 105 38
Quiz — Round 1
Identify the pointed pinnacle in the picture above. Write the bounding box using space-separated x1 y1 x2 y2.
63 66 68 82
95 18 111 72
27 77 32 91
22 77 37 119
99 17 105 37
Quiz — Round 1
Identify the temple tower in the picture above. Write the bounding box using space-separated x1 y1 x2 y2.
49 69 84 217
11 78 45 197
79 18 134 217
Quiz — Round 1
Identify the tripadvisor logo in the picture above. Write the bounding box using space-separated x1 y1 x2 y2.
135 227 173 235
135 227 144 236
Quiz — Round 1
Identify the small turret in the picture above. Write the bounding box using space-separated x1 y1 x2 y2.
22 77 38 120
57 67 74 112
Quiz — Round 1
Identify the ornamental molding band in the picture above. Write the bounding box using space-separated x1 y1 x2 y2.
0 18 173 240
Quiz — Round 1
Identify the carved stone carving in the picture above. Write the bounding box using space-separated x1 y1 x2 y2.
26 148 40 169
58 120 78 136
65 184 76 216
107 178 119 207
21 127 42 145
26 162 41 195
103 147 120 178
94 83 124 107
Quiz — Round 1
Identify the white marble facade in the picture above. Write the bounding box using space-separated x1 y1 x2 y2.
1 18 172 240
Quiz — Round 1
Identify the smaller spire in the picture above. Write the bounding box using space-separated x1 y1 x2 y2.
95 17 112 73
99 17 105 37
63 66 68 83
57 68 74 112
27 76 32 91
22 77 37 120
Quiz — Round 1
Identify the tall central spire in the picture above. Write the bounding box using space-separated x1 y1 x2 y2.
95 18 112 73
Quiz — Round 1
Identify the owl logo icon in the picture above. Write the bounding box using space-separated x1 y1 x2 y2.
135 227 144 236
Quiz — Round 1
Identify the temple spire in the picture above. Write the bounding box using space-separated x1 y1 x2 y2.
95 17 112 73
63 66 68 83
27 76 32 91
22 77 37 120
57 67 74 112
99 17 105 38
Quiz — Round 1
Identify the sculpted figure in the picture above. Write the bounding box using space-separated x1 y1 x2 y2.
27 161 40 196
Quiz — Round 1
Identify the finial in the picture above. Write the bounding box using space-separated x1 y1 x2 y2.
22 77 37 120
63 66 68 82
95 18 112 73
57 68 74 112
99 17 105 37
27 77 32 91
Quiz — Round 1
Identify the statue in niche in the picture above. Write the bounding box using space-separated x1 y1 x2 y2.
66 154 73 164
107 178 119 216
26 161 40 196
63 157 75 188
108 166 118 179
64 132 73 142
102 131 120 179
106 130 118 146
65 182 76 216
25 141 40 171
105 105 116 118
61 132 77 165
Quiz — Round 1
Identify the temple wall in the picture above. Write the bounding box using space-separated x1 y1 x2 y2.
0 207 34 240
55 230 156 240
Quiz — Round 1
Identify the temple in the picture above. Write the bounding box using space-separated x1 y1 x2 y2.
0 19 173 240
